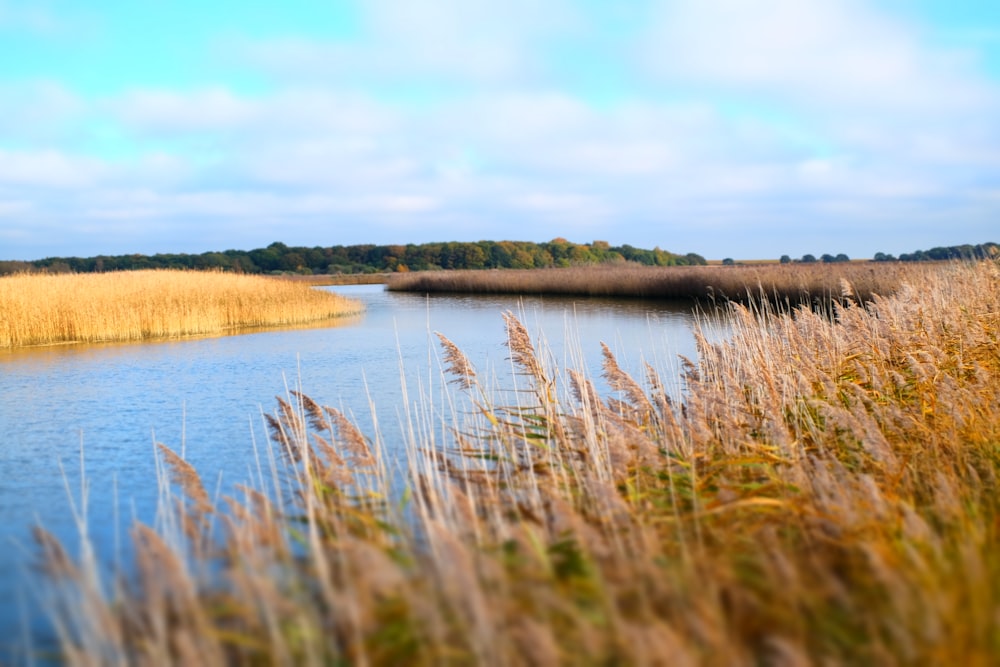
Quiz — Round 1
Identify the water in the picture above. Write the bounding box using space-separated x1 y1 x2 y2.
0 285 703 662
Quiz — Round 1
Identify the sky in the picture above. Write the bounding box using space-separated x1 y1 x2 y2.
1 0 998 261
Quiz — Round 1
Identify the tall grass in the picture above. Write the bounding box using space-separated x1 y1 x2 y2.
31 261 1000 665
0 270 363 348
386 261 932 305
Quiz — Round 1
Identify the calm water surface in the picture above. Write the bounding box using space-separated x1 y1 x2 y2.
0 285 706 661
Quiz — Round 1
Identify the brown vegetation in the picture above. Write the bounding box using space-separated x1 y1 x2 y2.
33 261 1000 665
386 261 935 305
271 272 392 286
0 269 363 348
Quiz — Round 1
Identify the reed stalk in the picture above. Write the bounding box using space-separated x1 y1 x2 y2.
31 260 1000 665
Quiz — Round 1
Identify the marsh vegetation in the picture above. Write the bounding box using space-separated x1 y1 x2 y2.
31 260 1000 665
0 270 363 348
385 261 934 305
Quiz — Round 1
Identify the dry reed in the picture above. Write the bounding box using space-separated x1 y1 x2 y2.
0 269 363 348
31 260 1000 665
386 261 933 305
271 273 392 287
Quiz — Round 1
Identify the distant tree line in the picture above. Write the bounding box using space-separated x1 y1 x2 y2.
0 239 708 276
781 253 852 264
872 242 999 262
770 242 998 265
724 253 852 265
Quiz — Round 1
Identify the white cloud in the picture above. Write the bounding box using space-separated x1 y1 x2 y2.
643 0 998 114
359 0 569 79
111 88 255 134
232 0 581 87
359 194 439 214
0 149 109 188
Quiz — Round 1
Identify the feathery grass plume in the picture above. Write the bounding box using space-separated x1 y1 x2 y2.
290 390 329 433
436 331 477 389
287 390 355 483
275 395 305 439
502 311 562 445
600 342 655 422
568 368 601 413
309 432 352 486
502 311 546 385
32 525 80 581
643 361 687 453
156 443 212 516
263 412 293 455
644 361 670 407
323 405 376 468
268 395 308 464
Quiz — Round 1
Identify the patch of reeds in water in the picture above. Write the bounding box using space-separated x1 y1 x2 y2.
386 261 934 305
272 272 392 286
30 261 1000 665
0 270 363 348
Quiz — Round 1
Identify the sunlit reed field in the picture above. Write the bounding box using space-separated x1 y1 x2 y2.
31 261 1000 665
386 261 934 305
0 269 363 348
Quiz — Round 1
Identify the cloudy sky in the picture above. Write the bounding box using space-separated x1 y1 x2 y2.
1 0 998 261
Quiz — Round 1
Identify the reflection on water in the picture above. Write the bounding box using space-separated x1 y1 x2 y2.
0 285 709 661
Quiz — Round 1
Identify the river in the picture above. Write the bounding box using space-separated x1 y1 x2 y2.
0 284 707 662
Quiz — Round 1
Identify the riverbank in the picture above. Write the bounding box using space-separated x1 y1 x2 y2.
0 269 363 348
271 272 392 286
386 261 936 304
33 260 1000 665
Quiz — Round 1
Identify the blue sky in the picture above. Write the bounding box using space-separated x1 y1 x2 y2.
1 0 998 261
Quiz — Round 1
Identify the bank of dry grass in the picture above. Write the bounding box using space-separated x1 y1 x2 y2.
386 261 933 304
0 269 363 348
272 272 392 286
32 261 1000 665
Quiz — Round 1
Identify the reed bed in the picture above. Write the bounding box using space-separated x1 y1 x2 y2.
272 272 393 286
0 270 363 348
31 260 1000 665
386 261 933 305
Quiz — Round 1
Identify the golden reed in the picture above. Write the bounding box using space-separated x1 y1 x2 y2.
0 269 362 347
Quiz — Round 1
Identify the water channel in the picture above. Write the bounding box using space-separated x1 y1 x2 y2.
0 284 712 661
